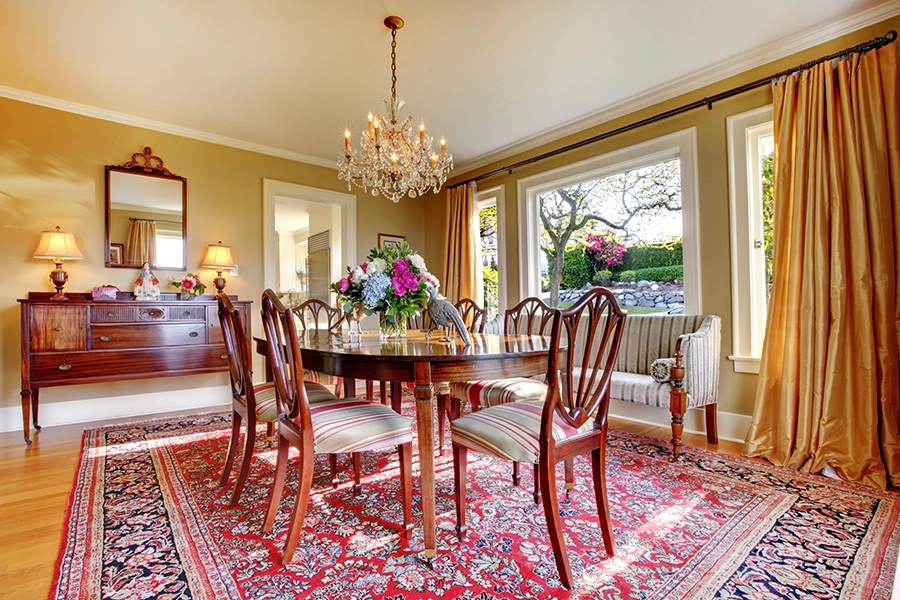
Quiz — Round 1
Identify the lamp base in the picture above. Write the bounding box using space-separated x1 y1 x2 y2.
213 271 227 296
49 264 70 301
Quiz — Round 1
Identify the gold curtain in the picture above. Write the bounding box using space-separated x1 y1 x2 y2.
125 219 157 266
744 45 900 489
443 182 480 304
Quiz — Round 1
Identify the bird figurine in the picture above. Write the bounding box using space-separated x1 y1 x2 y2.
425 287 471 346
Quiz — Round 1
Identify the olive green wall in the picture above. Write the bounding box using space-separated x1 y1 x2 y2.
0 96 426 430
427 16 900 424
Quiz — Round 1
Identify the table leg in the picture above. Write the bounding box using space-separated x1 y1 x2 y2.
343 377 357 399
413 362 436 564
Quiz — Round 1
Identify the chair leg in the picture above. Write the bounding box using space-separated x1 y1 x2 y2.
280 446 315 564
591 433 616 559
365 380 374 402
263 435 290 533
449 396 462 421
512 461 520 487
266 421 276 440
532 463 541 504
390 382 402 414
380 381 387 405
705 404 719 444
564 458 575 499
329 454 339 489
539 455 573 589
436 392 448 455
351 452 362 496
228 414 257 507
219 411 242 488
452 444 468 540
398 442 413 538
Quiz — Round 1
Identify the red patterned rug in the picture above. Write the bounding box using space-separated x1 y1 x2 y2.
51 401 900 599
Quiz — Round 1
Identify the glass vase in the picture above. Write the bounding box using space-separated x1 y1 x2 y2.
378 312 407 340
179 290 195 301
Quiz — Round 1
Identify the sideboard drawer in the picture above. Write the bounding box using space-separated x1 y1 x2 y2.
90 323 208 349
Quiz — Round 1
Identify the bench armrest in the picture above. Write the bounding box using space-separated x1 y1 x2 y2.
672 315 721 407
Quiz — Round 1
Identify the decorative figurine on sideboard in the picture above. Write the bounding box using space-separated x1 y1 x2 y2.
134 262 160 301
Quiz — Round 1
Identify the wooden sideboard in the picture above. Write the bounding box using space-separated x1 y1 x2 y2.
18 292 251 444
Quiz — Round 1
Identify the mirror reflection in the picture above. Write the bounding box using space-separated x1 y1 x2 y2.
105 149 187 270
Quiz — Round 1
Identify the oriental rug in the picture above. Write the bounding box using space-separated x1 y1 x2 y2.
51 402 899 599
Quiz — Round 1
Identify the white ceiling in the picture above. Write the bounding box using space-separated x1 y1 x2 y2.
1 1 897 172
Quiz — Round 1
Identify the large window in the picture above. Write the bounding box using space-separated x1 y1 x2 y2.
476 185 505 320
517 129 700 312
727 107 774 374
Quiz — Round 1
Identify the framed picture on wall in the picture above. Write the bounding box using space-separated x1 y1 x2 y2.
109 243 124 265
378 233 406 249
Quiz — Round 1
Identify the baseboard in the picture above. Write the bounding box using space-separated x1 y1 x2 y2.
608 399 751 444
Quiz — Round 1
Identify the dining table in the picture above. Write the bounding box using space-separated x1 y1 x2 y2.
254 327 554 563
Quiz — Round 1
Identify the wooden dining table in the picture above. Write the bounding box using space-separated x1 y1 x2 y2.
254 327 553 563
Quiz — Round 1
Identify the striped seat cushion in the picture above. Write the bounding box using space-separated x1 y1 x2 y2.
308 398 412 454
451 401 587 464
304 369 342 388
450 378 548 410
245 381 336 422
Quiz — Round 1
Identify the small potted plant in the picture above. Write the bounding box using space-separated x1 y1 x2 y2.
170 273 206 300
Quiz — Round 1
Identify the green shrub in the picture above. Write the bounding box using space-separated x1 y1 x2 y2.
632 265 683 282
593 269 613 286
618 241 683 272
482 265 498 318
561 246 593 289
617 270 636 283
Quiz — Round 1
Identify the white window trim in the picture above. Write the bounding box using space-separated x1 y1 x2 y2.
476 185 507 315
516 128 701 313
726 106 773 374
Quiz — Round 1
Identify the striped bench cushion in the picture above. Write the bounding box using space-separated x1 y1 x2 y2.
451 401 586 464
449 378 548 411
247 381 336 422
309 398 412 454
610 371 683 409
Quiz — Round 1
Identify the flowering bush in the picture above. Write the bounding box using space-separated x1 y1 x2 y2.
585 230 626 268
170 273 206 296
331 241 437 323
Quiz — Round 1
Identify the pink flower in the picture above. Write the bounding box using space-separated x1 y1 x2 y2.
339 278 350 292
181 278 195 290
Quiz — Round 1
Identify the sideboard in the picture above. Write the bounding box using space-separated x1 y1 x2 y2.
18 292 251 444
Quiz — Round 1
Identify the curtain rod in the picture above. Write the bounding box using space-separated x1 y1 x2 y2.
450 29 897 189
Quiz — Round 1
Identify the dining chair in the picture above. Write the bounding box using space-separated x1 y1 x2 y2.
216 294 337 507
448 297 555 497
451 287 627 589
260 289 414 564
291 299 345 397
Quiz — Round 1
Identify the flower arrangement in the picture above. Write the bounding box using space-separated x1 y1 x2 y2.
170 273 207 297
331 241 438 338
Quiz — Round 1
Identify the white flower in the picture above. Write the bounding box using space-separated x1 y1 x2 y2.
350 265 366 284
408 253 427 272
367 258 387 274
421 272 439 288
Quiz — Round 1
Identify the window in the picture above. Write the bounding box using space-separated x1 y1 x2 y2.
476 185 505 319
517 129 700 312
727 106 774 374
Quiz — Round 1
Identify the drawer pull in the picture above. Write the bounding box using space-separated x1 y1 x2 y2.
189 331 199 338
108 311 117 318
220 353 229 360
54 326 62 332
183 310 191 317
99 334 112 342
58 363 72 371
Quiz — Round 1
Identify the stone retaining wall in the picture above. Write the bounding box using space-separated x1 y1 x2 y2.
559 282 684 310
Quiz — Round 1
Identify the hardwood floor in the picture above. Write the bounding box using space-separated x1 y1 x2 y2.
0 410 745 600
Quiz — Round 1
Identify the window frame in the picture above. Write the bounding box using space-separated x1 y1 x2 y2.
726 106 774 374
516 128 701 313
476 185 506 316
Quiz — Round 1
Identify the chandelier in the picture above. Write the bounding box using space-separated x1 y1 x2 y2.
338 16 453 203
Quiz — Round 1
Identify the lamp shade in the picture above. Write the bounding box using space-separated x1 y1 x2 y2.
202 242 235 269
33 226 83 261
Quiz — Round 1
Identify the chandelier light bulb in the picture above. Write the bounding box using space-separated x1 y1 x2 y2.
337 15 453 202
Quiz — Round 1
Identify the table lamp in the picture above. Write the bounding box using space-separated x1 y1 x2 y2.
202 241 235 296
33 226 84 300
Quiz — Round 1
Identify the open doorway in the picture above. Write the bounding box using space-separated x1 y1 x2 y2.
262 180 357 307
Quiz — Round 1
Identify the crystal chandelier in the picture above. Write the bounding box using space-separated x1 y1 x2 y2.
338 16 453 203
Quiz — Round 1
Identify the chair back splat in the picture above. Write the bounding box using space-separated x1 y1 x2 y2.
505 297 555 336
261 290 311 424
219 294 250 403
454 298 487 334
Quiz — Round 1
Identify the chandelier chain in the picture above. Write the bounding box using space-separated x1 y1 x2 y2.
390 27 397 116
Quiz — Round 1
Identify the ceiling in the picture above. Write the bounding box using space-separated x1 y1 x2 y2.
1 1 897 173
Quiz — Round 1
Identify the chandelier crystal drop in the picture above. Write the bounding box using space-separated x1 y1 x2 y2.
338 16 453 203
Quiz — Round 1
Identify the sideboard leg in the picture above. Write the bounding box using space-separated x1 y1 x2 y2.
21 390 32 445
32 388 42 431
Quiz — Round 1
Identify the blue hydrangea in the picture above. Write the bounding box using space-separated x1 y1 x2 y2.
361 273 391 306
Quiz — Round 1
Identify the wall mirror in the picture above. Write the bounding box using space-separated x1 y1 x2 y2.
105 147 187 270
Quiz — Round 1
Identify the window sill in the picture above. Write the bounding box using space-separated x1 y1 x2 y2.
728 355 760 374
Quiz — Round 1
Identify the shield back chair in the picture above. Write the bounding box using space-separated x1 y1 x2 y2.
291 299 345 397
217 294 336 506
451 287 627 589
261 290 414 564
448 297 555 496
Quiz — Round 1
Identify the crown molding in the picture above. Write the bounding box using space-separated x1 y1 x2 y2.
0 84 335 168
454 1 900 175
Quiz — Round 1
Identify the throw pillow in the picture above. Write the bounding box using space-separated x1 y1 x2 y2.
650 358 677 383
